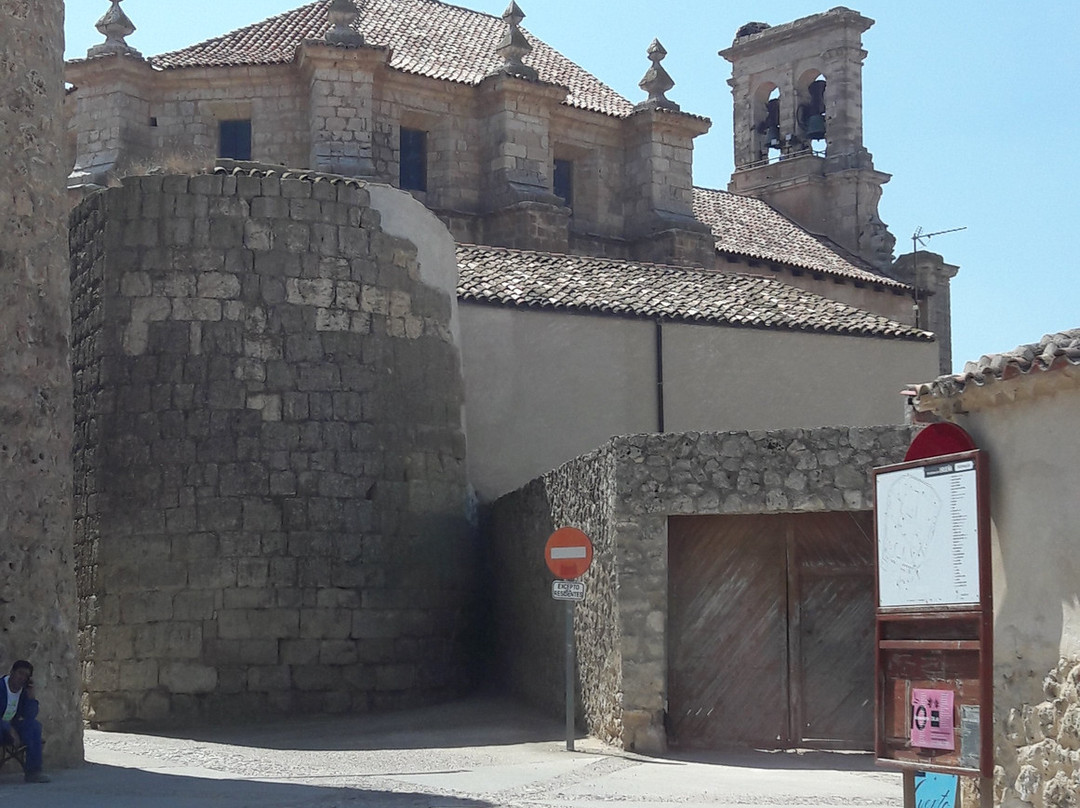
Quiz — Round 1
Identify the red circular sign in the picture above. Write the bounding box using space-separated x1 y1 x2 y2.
904 422 977 461
544 527 593 580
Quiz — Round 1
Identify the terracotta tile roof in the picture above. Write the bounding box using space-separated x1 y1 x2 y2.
912 329 1080 401
692 186 908 290
456 244 931 340
148 0 636 117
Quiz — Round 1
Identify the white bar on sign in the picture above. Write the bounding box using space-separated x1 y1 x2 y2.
550 546 587 559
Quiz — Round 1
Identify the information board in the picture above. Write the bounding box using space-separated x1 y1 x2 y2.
875 457 980 608
874 448 993 781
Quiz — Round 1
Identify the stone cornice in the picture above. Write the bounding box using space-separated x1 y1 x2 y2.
65 52 157 89
294 39 390 81
720 7 873 62
475 71 570 113
624 106 711 139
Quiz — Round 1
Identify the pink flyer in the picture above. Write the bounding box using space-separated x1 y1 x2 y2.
911 688 955 750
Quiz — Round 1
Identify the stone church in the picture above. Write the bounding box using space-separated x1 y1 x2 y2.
59 0 958 747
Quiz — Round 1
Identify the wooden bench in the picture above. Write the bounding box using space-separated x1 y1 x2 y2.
0 742 27 773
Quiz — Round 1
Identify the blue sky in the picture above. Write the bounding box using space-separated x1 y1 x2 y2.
65 1 1080 374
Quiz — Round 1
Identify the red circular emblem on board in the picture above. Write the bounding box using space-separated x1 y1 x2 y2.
544 527 593 580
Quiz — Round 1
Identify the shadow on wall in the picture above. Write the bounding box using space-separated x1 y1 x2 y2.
483 477 561 710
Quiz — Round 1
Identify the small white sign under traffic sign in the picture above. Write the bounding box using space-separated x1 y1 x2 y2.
552 580 585 602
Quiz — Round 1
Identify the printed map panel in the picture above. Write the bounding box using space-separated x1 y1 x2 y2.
875 458 980 608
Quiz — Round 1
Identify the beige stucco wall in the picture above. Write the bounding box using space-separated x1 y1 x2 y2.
460 304 938 499
663 324 935 431
912 369 1080 806
947 385 1080 696
459 306 657 500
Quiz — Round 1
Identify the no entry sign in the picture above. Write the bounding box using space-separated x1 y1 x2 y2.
544 527 593 579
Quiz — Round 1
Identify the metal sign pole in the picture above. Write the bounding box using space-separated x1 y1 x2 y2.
565 598 575 751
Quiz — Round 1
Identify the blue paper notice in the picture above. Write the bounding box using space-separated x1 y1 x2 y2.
915 771 958 808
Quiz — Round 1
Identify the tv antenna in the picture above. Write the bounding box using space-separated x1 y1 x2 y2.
910 225 966 328
912 225 966 252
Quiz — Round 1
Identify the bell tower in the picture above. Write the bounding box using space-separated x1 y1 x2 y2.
721 8 895 269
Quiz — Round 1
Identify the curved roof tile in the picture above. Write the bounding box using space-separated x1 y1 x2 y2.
912 329 1080 401
149 0 636 117
693 186 908 289
457 244 930 340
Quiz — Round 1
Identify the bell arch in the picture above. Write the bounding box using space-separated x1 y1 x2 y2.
752 83 782 163
796 70 828 151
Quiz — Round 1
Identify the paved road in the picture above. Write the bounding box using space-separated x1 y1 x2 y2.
0 697 902 807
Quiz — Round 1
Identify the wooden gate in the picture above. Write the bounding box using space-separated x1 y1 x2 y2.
668 512 874 750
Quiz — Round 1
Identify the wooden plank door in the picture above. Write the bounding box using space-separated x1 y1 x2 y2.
792 512 875 749
668 514 789 747
667 512 875 750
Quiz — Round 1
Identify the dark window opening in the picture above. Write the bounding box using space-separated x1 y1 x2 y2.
218 119 252 160
400 128 427 192
553 158 573 208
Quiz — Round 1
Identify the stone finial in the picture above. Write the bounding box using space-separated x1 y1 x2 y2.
87 0 143 59
495 1 538 81
636 39 679 112
326 0 365 46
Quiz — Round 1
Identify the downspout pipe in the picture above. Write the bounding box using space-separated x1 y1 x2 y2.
655 317 665 433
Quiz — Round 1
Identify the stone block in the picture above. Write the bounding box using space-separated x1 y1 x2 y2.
375 663 415 691
119 590 175 624
223 586 273 610
352 610 401 639
160 662 218 694
247 665 292 692
281 178 313 198
300 608 353 639
173 590 217 621
171 532 219 561
137 559 188 590
198 272 242 298
280 638 321 665
294 664 344 694
250 196 290 219
249 608 301 639
316 588 362 609
87 694 134 725
133 622 202 659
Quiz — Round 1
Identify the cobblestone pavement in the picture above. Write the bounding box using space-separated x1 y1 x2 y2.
0 697 903 807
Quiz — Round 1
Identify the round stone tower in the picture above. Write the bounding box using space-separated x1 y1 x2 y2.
70 168 477 726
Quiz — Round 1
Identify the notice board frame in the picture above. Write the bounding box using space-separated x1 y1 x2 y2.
873 449 992 778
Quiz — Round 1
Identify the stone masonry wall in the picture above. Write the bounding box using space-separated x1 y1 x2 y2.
67 52 698 258
488 445 618 736
996 657 1080 808
490 426 913 753
0 0 83 766
70 169 475 726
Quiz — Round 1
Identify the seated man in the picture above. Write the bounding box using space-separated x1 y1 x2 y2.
1 660 49 783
